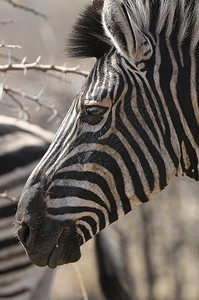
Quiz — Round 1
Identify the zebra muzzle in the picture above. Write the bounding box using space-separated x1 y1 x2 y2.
47 226 82 269
16 216 82 268
15 184 82 268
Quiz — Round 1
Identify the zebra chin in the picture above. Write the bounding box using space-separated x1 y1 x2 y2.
30 229 82 269
17 222 83 269
48 227 83 268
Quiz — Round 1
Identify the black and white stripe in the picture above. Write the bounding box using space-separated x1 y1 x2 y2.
0 116 54 299
16 0 199 268
0 115 127 299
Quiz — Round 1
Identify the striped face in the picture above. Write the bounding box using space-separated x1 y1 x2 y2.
15 0 199 269
16 47 180 268
17 0 199 268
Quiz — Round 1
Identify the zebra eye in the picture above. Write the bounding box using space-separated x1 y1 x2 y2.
86 106 107 116
80 105 108 125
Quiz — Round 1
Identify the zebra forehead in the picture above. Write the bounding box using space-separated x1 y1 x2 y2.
67 0 199 59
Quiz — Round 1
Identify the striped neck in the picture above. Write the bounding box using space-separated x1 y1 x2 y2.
151 37 199 181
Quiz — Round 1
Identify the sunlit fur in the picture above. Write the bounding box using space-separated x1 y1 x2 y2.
16 0 199 263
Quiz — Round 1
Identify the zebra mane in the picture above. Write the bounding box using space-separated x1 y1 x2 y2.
66 0 111 58
67 0 199 58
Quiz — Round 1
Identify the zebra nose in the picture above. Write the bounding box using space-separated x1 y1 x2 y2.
17 222 32 247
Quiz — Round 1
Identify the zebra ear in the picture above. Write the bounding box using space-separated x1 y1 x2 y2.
102 0 153 64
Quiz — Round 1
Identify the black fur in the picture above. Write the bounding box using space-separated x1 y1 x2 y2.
66 0 111 59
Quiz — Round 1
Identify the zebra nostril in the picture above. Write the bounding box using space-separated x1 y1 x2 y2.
17 223 31 246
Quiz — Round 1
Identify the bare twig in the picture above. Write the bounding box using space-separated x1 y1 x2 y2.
0 54 87 82
2 0 47 18
0 41 22 49
0 192 18 203
0 18 18 25
74 264 89 300
6 90 30 121
0 57 89 77
3 84 64 121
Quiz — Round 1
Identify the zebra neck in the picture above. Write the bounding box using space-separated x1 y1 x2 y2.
179 141 199 181
175 49 199 182
153 39 199 181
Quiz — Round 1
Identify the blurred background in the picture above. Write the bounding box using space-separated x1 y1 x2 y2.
0 0 94 132
0 1 199 300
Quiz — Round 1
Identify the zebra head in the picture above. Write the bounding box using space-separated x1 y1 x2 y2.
16 0 198 269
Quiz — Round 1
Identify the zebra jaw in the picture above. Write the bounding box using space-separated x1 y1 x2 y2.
15 187 83 268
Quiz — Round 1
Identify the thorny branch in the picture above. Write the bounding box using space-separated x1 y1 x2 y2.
0 54 88 122
3 84 64 122
1 0 47 18
0 5 88 124
0 54 87 82
0 192 18 203
0 56 89 77
0 41 22 49
5 90 30 121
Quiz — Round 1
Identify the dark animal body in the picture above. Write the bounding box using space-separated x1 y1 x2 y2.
16 0 199 270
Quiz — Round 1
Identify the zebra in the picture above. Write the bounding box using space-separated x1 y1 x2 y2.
0 115 131 300
0 115 54 299
15 0 199 271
